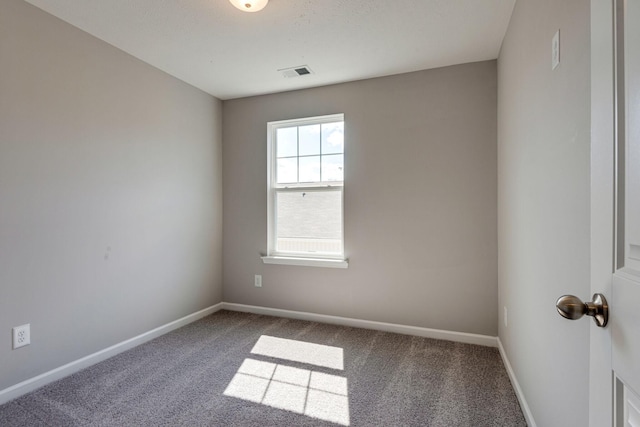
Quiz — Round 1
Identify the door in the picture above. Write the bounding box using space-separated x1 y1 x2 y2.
587 1 639 426
611 0 640 424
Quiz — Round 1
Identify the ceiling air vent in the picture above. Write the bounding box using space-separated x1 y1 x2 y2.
279 65 313 78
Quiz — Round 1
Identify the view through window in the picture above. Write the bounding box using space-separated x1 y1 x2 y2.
267 114 345 259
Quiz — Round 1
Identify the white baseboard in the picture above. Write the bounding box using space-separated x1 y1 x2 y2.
0 301 498 407
222 302 498 348
497 338 536 427
0 303 224 406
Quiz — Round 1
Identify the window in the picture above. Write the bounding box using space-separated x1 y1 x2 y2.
263 114 347 268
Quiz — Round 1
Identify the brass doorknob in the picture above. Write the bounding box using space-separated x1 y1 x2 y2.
556 293 608 327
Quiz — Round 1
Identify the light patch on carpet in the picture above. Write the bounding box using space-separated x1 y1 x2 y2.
238 358 276 378
310 371 348 395
224 358 350 426
251 335 344 370
306 388 350 425
273 364 311 387
262 380 307 413
223 372 269 404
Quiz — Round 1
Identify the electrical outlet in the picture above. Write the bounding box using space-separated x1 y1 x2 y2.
254 275 262 288
13 324 30 349
504 307 508 328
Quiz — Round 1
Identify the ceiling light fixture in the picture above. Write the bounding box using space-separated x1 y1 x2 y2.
229 0 269 12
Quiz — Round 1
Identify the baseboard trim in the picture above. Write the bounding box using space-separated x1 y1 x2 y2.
0 303 224 406
497 338 536 427
0 302 498 406
221 302 498 347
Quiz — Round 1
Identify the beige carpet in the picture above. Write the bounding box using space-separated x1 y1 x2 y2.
0 310 526 426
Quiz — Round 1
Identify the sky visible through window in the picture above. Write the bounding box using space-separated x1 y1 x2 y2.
276 122 344 185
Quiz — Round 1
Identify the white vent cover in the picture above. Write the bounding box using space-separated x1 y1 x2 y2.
279 65 313 78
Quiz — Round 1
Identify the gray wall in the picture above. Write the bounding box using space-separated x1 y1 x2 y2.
497 0 591 425
223 61 498 336
0 0 223 391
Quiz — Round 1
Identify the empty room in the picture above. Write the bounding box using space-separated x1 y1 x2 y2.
1 0 638 426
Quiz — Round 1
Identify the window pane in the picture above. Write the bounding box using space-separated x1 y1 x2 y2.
277 127 297 158
299 125 320 156
299 156 320 183
277 158 297 184
276 190 342 254
321 122 344 155
321 154 344 182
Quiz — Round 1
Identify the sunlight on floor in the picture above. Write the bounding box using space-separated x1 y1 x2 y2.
250 335 344 370
223 336 350 426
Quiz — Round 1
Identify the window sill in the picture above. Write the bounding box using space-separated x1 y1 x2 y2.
261 256 349 269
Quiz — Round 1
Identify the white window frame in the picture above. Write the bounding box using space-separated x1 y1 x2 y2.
262 114 348 269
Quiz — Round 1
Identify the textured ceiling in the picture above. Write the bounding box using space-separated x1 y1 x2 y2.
24 0 516 100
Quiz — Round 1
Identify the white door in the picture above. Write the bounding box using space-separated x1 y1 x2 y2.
611 0 640 424
587 1 640 426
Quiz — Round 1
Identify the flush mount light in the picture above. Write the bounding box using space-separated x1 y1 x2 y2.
229 0 269 12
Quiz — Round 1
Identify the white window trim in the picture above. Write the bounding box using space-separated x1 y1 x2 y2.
261 256 348 269
265 113 348 268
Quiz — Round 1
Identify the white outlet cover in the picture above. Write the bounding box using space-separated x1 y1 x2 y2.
13 323 31 349
254 275 262 287
552 30 560 70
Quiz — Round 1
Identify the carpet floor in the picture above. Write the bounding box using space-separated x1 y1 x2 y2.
0 310 526 426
